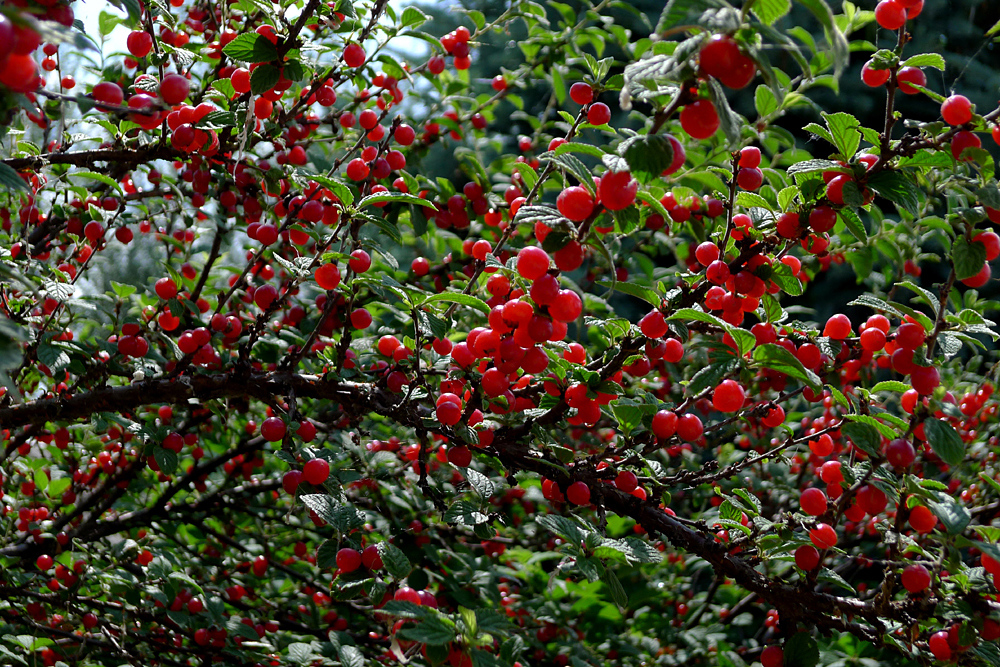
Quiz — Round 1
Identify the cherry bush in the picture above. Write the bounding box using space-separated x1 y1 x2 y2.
1 0 1000 665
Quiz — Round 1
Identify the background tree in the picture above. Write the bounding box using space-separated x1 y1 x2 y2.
1 0 1000 666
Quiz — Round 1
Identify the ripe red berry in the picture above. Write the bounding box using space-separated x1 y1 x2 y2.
652 410 678 439
679 99 719 139
901 563 931 593
712 380 745 413
344 43 366 68
303 458 331 485
928 631 951 660
639 310 668 339
794 545 820 571
908 505 938 533
736 167 763 191
587 102 611 126
127 30 154 58
951 130 981 161
910 365 940 395
160 73 190 105
154 277 178 300
809 205 837 233
598 170 638 210
809 523 837 549
261 417 287 442
738 147 761 168
800 488 828 516
315 264 341 290
896 66 926 95
884 438 916 468
516 246 550 280
282 470 303 495
556 186 595 221
615 471 638 492
676 413 703 441
566 481 590 505
941 94 973 126
36 554 54 570
760 645 784 667
569 82 593 105
874 0 906 30
698 35 740 81
822 313 852 339
447 445 472 467
361 545 383 570
336 547 362 573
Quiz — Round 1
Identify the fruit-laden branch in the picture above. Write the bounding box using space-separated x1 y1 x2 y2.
0 368 956 649
1 144 185 171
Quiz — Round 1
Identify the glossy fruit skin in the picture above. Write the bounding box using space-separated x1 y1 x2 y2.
676 413 703 441
651 410 678 439
569 82 593 105
679 99 720 139
566 481 590 505
344 43 366 67
823 313 852 339
809 523 837 549
160 73 190 105
261 417 287 442
910 365 940 395
699 35 740 80
861 62 890 87
941 94 973 125
639 310 668 339
885 438 916 468
951 130 981 160
598 170 638 210
874 0 906 30
896 66 926 95
961 262 991 288
712 380 745 413
336 548 362 572
556 186 594 221
794 545 820 570
303 458 331 485
760 645 784 667
516 246 550 280
901 563 931 592
127 30 154 58
800 488 828 516
587 102 611 125
0 54 38 93
928 631 951 660
908 505 938 533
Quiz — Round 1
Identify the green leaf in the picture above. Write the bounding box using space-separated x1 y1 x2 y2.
595 280 660 307
540 150 596 195
783 631 820 667
923 418 964 467
901 53 945 70
316 540 338 568
154 447 178 475
797 0 849 76
0 163 30 193
736 192 773 211
602 567 628 609
867 171 921 216
952 237 987 281
378 542 411 579
840 421 881 458
464 469 495 500
821 112 861 159
618 134 674 184
222 33 279 63
68 170 124 194
300 494 366 532
752 344 822 390
769 262 803 296
250 64 281 94
399 615 457 645
755 85 779 117
871 380 911 393
926 492 971 535
752 0 791 25
786 159 848 176
421 292 490 315
838 208 867 241
400 6 429 28
706 78 743 146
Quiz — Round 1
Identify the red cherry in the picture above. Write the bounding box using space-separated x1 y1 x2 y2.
712 380 745 413
36 554 54 570
679 99 719 139
808 523 837 549
303 458 331 485
127 30 154 58
336 548 362 572
896 67 926 95
800 488 828 516
556 186 595 221
587 102 611 126
361 545 383 570
598 170 638 210
928 631 951 661
0 54 38 93
639 310 668 339
615 471 638 492
874 0 906 30
516 246 550 280
447 445 472 467
569 82 593 105
736 167 763 191
676 413 703 441
261 417 287 442
344 43 366 67
794 545 820 571
861 62 890 87
566 481 590 505
652 410 678 439
910 365 940 395
941 94 973 126
822 313 852 339
809 205 837 233
908 505 938 533
154 277 178 300
698 35 740 81
951 130 982 161
760 645 783 667
960 262 991 288
901 563 931 593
